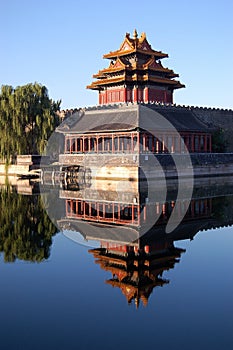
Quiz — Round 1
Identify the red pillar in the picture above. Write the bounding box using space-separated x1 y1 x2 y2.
171 136 175 153
124 86 127 102
133 86 138 102
137 205 140 226
163 91 167 103
156 137 161 153
162 136 165 153
144 86 149 103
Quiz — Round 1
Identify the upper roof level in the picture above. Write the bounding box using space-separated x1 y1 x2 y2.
86 30 185 104
103 29 168 60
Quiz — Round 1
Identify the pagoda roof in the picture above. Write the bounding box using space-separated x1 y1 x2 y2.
87 30 185 93
56 104 210 135
89 247 171 307
93 58 126 78
105 278 164 307
103 30 168 60
86 75 184 90
92 57 179 79
144 57 179 77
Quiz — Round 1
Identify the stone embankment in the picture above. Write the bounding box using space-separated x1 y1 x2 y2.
0 155 42 177
156 153 233 178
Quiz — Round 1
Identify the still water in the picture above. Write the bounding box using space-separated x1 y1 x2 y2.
0 177 233 350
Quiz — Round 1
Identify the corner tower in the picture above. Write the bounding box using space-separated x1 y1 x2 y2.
87 30 185 105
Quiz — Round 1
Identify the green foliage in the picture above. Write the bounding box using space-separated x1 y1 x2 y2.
0 82 61 162
212 128 228 153
0 187 58 262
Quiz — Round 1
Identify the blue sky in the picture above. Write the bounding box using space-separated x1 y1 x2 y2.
1 0 232 109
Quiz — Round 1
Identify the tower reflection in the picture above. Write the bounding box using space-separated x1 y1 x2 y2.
56 176 233 307
89 240 184 308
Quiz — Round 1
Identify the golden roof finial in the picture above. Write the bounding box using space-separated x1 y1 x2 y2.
141 32 146 40
133 29 138 40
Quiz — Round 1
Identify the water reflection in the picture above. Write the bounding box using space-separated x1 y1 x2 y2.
89 241 184 308
1 176 233 307
0 181 58 262
54 176 233 306
84 192 230 307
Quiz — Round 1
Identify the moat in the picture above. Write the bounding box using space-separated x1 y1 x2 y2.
0 176 233 349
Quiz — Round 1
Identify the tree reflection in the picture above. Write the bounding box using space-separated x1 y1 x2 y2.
0 186 58 262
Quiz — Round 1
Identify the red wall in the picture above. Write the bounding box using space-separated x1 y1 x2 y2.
148 89 172 103
99 87 173 104
99 88 126 104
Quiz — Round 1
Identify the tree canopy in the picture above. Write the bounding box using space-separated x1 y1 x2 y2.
0 83 61 162
0 186 58 262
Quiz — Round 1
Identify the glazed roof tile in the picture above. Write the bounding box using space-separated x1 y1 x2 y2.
56 104 210 134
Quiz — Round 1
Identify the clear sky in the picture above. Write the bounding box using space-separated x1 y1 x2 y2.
1 0 232 110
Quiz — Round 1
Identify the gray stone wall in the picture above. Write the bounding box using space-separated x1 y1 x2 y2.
192 107 233 151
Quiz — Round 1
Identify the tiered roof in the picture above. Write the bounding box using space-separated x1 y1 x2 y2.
89 243 185 307
87 30 184 91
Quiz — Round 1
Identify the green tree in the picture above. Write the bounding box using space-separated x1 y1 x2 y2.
0 82 61 162
212 128 228 153
0 186 58 262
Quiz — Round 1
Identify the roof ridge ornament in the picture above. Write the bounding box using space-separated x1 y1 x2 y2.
133 29 138 40
141 32 146 40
